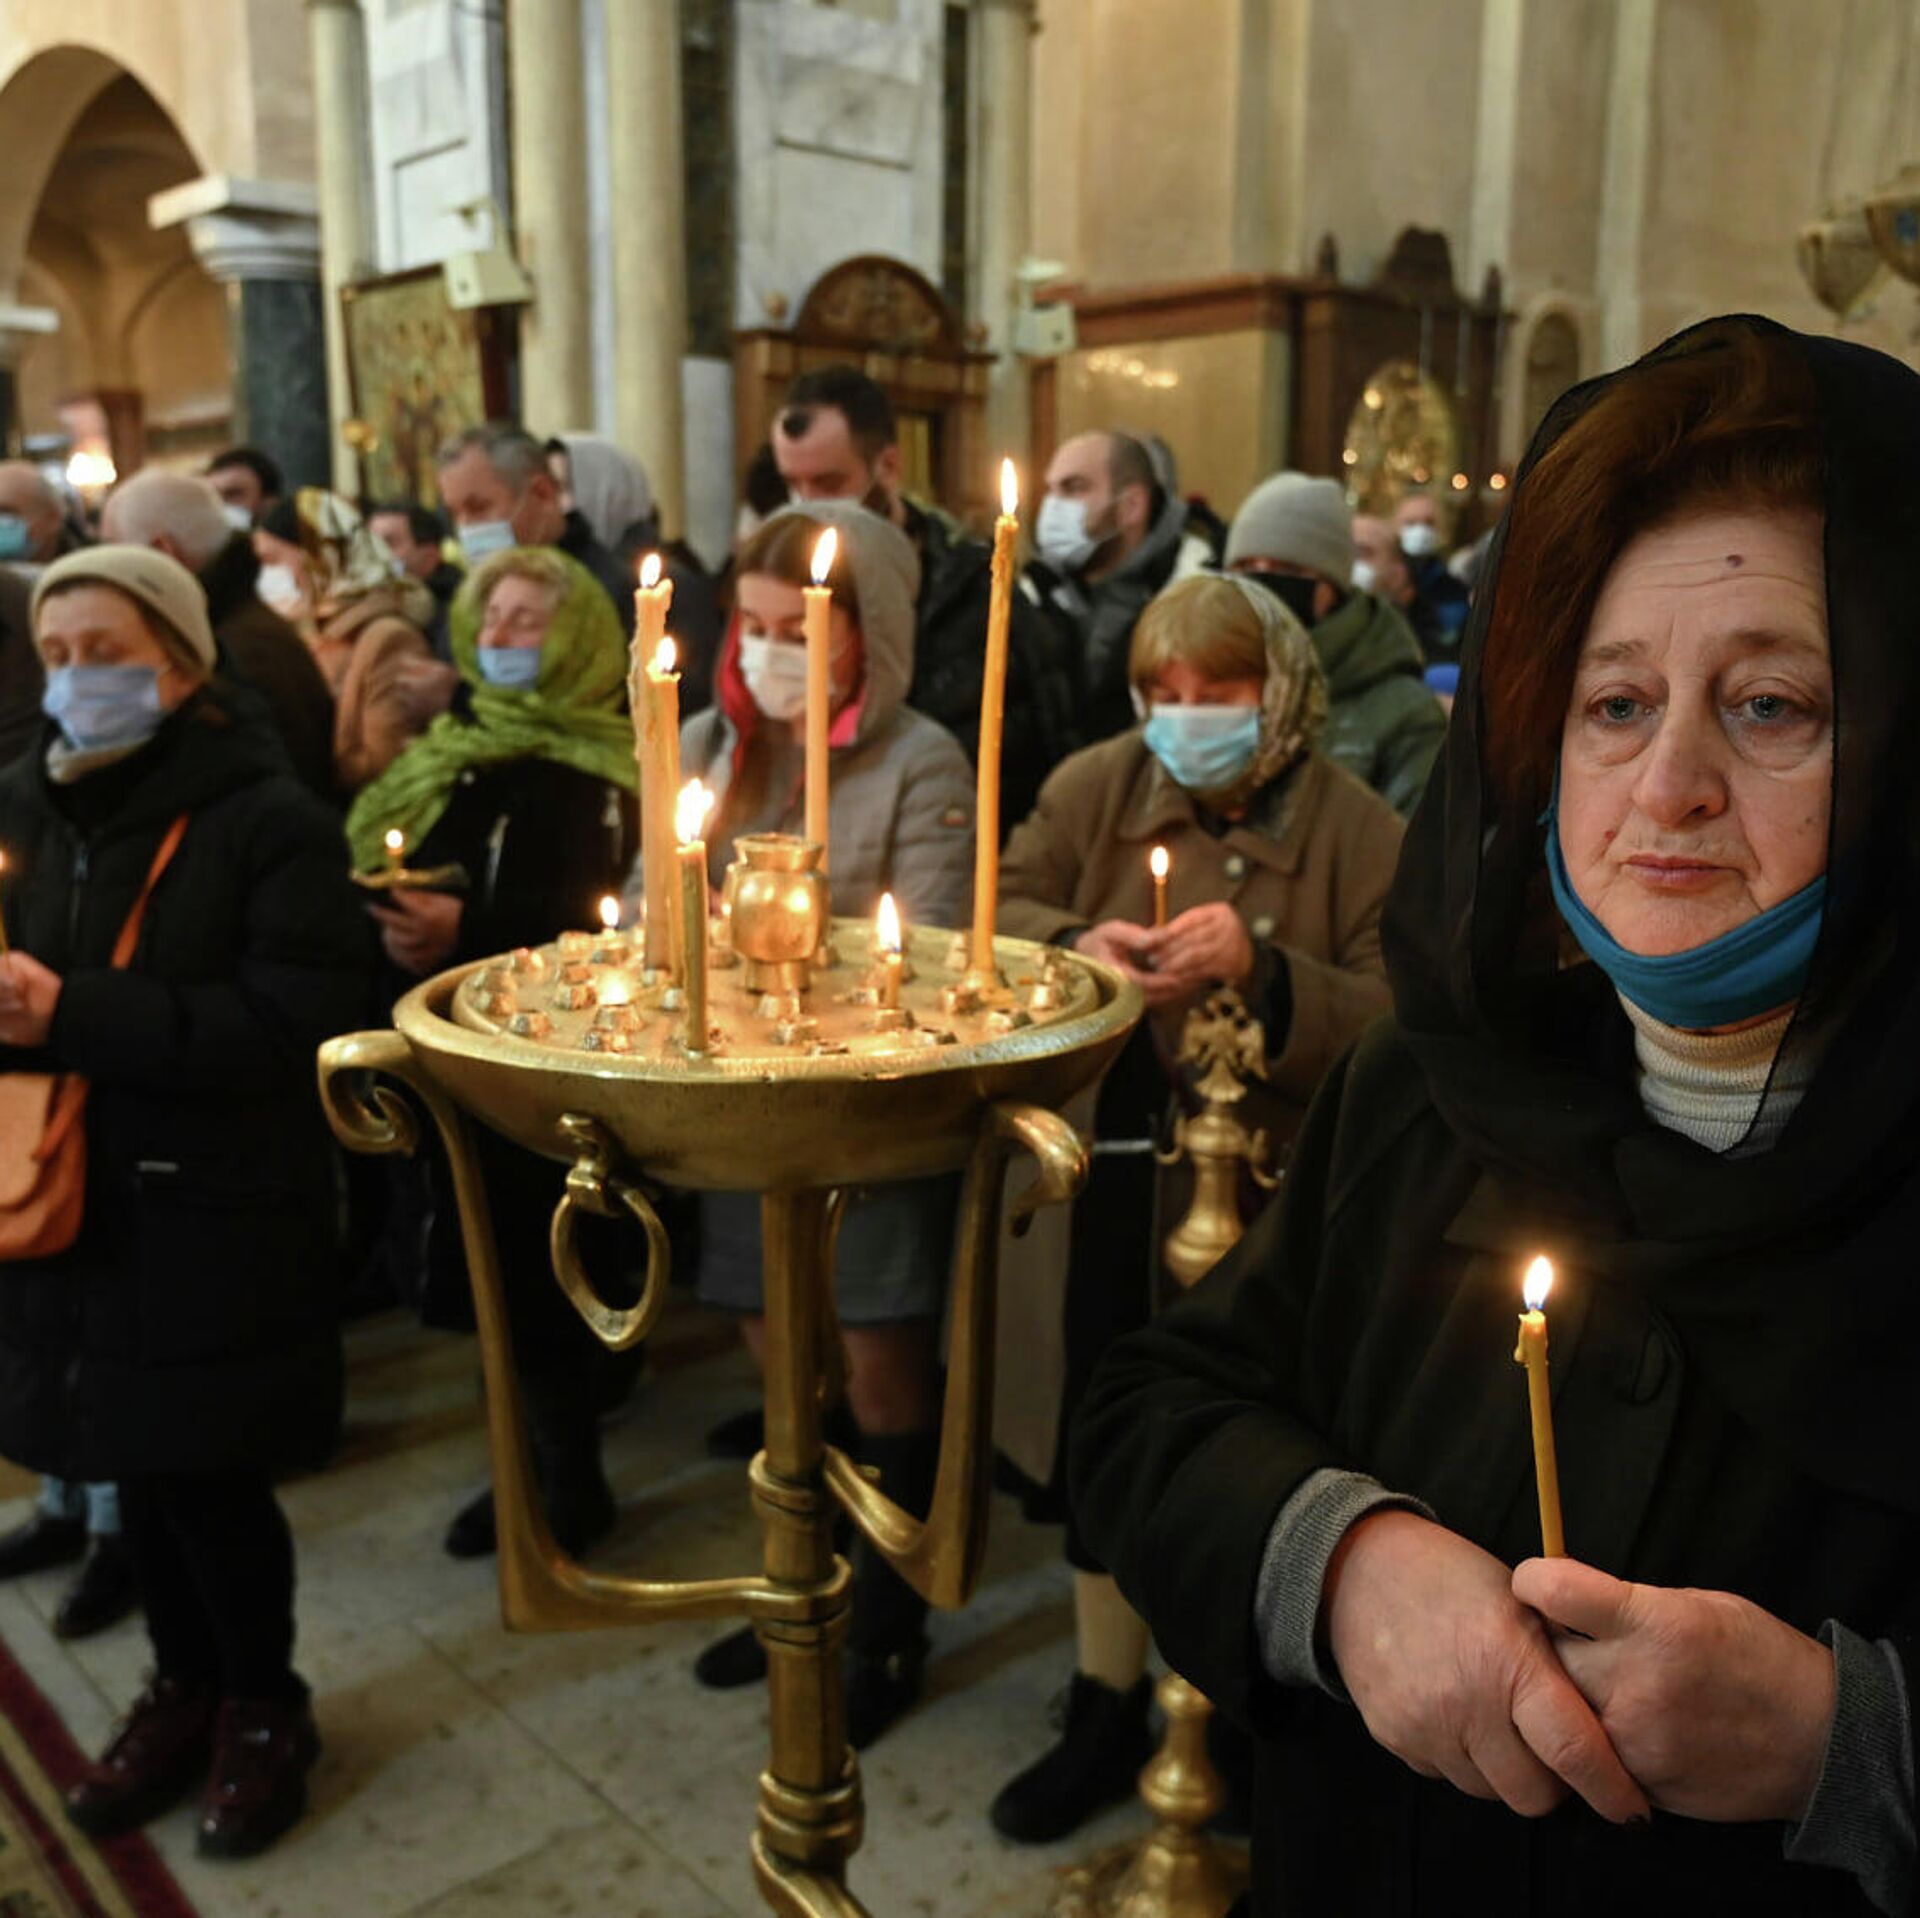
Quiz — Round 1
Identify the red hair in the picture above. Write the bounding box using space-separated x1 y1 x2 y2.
1482 327 1826 809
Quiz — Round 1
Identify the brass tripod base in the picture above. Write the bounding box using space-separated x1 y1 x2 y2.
1049 1675 1248 1918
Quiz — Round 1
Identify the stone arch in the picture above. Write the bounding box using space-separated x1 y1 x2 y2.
1502 294 1593 465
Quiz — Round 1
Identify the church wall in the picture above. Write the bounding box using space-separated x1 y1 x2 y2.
1506 0 1612 307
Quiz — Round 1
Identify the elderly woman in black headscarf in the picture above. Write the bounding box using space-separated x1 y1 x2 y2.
1071 317 1920 1918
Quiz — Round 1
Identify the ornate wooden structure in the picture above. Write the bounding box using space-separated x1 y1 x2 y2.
733 255 997 525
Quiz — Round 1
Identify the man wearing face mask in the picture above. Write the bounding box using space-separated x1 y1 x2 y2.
1226 473 1444 816
0 461 82 574
1026 432 1190 745
1390 488 1471 663
434 423 634 638
0 563 39 767
770 366 1078 833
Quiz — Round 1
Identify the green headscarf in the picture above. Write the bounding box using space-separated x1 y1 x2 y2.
344 547 637 871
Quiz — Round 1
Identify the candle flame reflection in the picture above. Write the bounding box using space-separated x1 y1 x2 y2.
652 637 676 675
1149 844 1170 881
639 553 663 590
675 778 715 846
1523 1256 1554 1312
810 528 839 585
1001 458 1019 518
876 891 902 955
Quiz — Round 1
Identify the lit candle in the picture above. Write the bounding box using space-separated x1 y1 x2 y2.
675 779 715 1052
633 552 672 655
874 891 904 1010
971 458 1020 978
636 636 682 975
1149 844 1170 928
804 528 838 872
384 828 406 876
1513 1257 1566 1558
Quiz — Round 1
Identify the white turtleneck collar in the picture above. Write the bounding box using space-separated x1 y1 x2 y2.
1619 995 1816 1157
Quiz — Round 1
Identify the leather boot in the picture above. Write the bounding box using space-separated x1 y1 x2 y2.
196 1693 322 1858
988 1671 1155 1844
844 1428 937 1750
53 1536 140 1641
67 1675 216 1836
0 1511 86 1580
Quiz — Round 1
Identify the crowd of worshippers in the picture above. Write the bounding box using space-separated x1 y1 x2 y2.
1 318 1911 1918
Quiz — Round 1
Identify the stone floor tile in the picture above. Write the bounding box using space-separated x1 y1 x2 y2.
407 1817 732 1917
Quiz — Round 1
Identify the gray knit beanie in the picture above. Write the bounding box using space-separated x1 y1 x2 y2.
1224 472 1354 583
30 544 218 675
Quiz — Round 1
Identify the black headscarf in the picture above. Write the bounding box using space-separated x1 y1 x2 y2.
1382 314 1920 1517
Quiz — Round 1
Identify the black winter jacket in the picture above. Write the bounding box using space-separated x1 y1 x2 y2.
0 691 376 1479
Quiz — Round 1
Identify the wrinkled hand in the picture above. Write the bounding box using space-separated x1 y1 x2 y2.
393 658 460 726
1513 1557 1835 1823
1131 902 1255 1006
1074 919 1160 988
1324 1510 1649 1823
0 951 63 1048
369 889 464 977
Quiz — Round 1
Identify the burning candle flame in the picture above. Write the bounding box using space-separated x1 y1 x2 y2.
384 828 405 857
1001 458 1019 518
675 778 714 846
1149 844 1170 881
876 891 902 955
1523 1256 1554 1313
599 895 620 933
651 637 676 675
639 553 663 591
810 528 838 585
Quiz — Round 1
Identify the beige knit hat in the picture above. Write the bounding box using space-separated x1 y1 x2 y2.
30 544 218 675
1224 471 1354 583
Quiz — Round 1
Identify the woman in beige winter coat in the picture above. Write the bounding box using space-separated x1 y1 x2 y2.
255 489 456 793
986 572 1406 1845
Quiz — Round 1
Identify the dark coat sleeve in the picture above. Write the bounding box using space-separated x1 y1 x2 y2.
1069 1047 1356 1731
45 787 375 1096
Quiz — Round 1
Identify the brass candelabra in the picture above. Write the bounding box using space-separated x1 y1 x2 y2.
317 834 1141 1918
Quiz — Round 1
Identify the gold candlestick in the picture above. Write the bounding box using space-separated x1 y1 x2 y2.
1514 1256 1566 1558
804 529 837 873
675 780 715 1052
970 459 1019 982
634 636 682 977
1150 844 1170 928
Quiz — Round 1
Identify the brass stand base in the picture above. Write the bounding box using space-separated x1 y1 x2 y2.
1049 1676 1248 1918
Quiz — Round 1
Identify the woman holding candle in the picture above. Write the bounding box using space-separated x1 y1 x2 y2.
1073 319 1920 1916
641 501 976 1748
988 571 1404 1842
347 546 644 1562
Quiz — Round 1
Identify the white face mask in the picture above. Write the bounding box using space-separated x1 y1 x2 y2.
739 633 810 722
222 502 255 534
257 563 305 615
1400 521 1441 559
1350 560 1379 595
1035 494 1101 572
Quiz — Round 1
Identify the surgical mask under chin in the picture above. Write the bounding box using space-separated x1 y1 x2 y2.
1543 806 1828 1029
1143 703 1263 795
476 644 543 690
256 563 305 614
739 633 811 722
43 663 166 753
0 513 31 562
458 518 517 564
1400 522 1442 559
1035 494 1102 573
1350 560 1379 595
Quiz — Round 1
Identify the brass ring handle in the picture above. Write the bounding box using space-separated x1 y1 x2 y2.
548 1113 673 1353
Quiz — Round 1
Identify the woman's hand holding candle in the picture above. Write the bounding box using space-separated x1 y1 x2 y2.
1513 1557 1836 1823
0 949 61 1047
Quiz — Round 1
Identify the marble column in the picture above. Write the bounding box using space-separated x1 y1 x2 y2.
1597 0 1658 371
148 178 331 490
510 0 595 432
970 0 1036 466
0 303 59 456
605 0 689 539
307 0 377 492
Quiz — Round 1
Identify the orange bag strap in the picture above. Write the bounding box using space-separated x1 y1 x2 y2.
33 1076 90 1164
109 814 189 970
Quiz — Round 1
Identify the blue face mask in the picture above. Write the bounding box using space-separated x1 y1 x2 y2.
476 644 543 690
1544 808 1827 1029
0 514 30 562
1143 703 1262 795
42 663 166 753
458 519 516 564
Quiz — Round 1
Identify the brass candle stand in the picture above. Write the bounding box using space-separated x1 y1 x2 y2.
1057 989 1277 1918
317 834 1140 1918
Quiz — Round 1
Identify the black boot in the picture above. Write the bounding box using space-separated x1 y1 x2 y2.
693 1625 769 1689
989 1671 1155 1844
844 1428 938 1751
0 1511 86 1580
536 1435 617 1560
53 1537 140 1640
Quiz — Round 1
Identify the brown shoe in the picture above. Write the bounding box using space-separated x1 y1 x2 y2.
196 1695 321 1859
66 1675 216 1836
